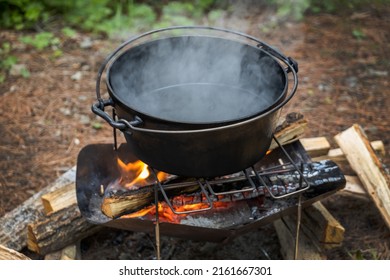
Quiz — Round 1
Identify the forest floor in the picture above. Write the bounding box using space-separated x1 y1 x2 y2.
0 2 389 259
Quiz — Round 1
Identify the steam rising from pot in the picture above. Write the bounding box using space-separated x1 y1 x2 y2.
108 34 285 124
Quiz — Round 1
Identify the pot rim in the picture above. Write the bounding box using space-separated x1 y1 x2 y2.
95 26 298 134
106 35 289 127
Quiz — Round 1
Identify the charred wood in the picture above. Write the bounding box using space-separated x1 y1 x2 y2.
102 160 346 218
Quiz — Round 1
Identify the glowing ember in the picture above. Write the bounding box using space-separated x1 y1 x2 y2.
121 201 231 223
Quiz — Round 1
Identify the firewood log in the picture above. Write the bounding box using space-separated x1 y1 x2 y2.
27 204 101 255
41 183 76 215
0 168 76 251
335 124 390 229
0 244 31 260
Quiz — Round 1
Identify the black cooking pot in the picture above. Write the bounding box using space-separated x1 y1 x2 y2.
92 26 298 177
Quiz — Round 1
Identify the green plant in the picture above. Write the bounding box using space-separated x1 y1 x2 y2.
352 28 365 40
61 27 77 39
348 249 380 260
0 1 227 35
0 42 30 83
0 0 48 29
0 42 17 83
19 32 60 50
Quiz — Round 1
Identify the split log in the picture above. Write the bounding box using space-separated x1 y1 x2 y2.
0 167 76 251
270 112 307 150
341 175 368 199
41 182 76 215
27 204 101 255
0 244 31 260
299 137 330 157
312 140 385 163
302 202 344 248
274 216 325 260
274 201 344 259
335 124 390 229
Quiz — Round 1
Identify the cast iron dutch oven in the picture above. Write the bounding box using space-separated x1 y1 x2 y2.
92 26 298 177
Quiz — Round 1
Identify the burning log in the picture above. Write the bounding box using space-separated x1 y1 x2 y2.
101 160 346 218
335 124 390 229
0 244 31 260
101 114 309 218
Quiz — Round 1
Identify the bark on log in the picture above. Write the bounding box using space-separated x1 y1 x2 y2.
27 204 101 255
0 244 31 260
335 124 390 229
0 167 76 251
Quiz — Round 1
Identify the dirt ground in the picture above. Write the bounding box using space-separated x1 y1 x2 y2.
1 3 389 259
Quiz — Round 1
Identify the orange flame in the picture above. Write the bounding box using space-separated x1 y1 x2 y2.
117 158 169 189
121 201 231 223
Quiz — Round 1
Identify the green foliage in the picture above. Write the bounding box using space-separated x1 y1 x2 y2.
267 0 390 20
19 32 60 50
352 29 366 40
270 0 311 20
20 67 30 78
1 55 18 69
156 2 198 28
61 27 77 39
0 42 17 83
96 3 157 36
0 0 48 29
310 0 390 13
0 43 17 71
0 0 226 35
348 249 380 260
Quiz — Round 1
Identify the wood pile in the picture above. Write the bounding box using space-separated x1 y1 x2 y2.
0 118 388 260
274 124 388 260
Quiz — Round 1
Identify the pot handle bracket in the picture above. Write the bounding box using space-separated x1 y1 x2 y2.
256 42 299 111
257 43 299 73
91 99 142 131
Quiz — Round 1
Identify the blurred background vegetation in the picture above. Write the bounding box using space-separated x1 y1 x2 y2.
1 0 389 34
0 0 389 83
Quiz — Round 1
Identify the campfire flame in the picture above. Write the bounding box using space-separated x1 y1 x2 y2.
117 158 169 188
